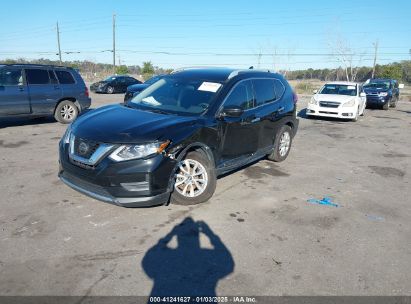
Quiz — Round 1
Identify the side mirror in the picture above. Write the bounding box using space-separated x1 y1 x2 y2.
221 105 244 118
360 92 366 97
313 89 318 94
399 84 405 89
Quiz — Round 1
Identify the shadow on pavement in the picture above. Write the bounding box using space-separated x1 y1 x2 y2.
142 217 234 296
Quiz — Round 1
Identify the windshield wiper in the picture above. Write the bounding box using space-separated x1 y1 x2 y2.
147 108 172 115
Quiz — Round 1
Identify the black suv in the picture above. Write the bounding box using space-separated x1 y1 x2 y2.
59 68 298 207
363 78 402 110
0 64 90 123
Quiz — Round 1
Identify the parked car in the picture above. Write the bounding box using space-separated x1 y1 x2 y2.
59 67 298 207
124 74 165 102
90 75 141 94
363 78 403 110
0 64 91 123
306 81 366 121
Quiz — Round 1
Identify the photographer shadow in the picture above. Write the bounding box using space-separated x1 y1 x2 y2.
142 217 234 296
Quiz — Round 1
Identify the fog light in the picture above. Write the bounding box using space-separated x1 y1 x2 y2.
120 181 150 192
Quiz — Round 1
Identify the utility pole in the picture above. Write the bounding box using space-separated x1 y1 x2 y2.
371 40 378 79
112 13 116 74
56 21 62 64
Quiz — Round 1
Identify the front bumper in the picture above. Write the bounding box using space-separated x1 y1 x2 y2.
58 143 177 207
306 103 357 119
366 95 389 105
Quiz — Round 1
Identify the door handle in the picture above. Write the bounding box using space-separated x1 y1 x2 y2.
18 87 24 92
54 85 60 90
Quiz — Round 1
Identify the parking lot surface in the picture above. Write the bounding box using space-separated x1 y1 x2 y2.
0 92 410 296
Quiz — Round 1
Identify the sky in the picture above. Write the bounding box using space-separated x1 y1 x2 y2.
1 0 411 71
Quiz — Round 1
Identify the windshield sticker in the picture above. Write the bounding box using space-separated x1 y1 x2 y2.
347 86 356 90
198 82 222 93
141 96 161 106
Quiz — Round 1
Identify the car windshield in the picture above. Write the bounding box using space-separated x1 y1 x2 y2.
319 84 357 96
129 77 222 115
104 76 117 82
364 81 391 90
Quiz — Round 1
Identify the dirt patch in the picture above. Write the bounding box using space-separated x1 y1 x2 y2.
369 166 405 178
0 140 29 148
244 163 289 179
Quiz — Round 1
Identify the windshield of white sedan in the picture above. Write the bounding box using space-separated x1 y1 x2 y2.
130 78 222 115
319 84 357 96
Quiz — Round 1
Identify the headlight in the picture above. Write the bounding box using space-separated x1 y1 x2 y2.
109 140 170 162
62 125 72 144
309 97 318 105
343 99 356 107
379 92 388 97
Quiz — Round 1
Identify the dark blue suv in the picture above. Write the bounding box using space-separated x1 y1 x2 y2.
0 64 91 123
363 78 402 110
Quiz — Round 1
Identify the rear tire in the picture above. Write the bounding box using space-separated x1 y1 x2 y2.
54 100 78 124
268 125 293 162
171 151 217 205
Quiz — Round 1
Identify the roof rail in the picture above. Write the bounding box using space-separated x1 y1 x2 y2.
228 69 271 79
171 66 232 74
2 63 72 69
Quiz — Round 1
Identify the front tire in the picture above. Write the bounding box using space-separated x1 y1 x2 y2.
171 151 217 205
268 125 293 162
383 102 389 110
106 86 114 94
54 100 78 124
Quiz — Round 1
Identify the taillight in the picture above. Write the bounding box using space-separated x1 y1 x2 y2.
85 86 89 97
293 91 298 104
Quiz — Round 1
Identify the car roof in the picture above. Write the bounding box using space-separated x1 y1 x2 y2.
171 67 277 82
325 81 358 86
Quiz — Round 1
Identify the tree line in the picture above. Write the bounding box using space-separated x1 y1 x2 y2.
283 60 411 83
1 58 410 83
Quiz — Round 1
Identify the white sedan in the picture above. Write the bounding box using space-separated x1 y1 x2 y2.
306 82 367 121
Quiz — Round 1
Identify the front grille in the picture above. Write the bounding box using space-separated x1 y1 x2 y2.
319 101 340 108
74 137 100 159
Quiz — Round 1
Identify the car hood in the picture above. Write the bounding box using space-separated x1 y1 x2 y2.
72 104 200 144
127 83 149 92
314 94 355 103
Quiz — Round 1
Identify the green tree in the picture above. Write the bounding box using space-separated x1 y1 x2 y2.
142 61 155 80
115 65 129 75
377 64 403 80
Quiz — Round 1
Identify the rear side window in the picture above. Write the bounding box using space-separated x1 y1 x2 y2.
253 79 276 106
55 70 75 84
273 79 285 99
0 68 23 86
48 70 58 84
26 69 50 85
224 80 254 110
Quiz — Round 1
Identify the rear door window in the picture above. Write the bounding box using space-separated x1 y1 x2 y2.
0 68 23 86
26 69 50 85
48 70 58 84
224 80 255 110
253 79 276 106
55 70 75 84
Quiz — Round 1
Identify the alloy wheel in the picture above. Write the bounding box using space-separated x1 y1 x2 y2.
175 159 208 198
61 104 75 121
279 131 291 157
